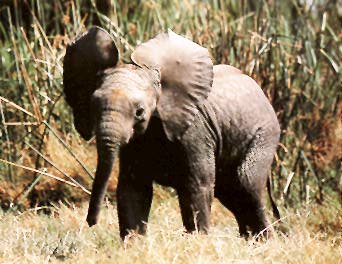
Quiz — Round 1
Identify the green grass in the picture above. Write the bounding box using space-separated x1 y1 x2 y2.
0 187 341 263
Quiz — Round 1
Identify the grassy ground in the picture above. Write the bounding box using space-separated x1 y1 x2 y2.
0 187 341 263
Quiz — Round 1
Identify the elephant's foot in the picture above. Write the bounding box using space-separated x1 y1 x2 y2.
235 206 273 240
86 213 98 227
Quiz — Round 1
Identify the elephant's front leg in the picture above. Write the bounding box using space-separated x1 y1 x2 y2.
117 173 153 239
176 145 215 234
177 186 214 234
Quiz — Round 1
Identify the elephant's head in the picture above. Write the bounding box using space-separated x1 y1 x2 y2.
63 26 213 226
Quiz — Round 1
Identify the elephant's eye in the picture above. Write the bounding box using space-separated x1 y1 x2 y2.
135 107 145 119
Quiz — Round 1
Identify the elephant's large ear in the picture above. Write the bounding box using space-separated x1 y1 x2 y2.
63 26 119 140
131 30 213 140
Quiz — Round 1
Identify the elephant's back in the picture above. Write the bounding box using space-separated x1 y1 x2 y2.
208 64 280 155
211 64 278 127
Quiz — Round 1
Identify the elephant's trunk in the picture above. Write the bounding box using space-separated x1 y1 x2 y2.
86 112 132 227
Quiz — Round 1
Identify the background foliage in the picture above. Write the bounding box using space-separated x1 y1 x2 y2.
0 0 341 211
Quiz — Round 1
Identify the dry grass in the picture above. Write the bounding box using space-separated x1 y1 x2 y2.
0 187 340 263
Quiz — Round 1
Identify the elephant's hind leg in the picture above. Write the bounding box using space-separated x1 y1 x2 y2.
217 178 271 238
236 132 278 238
218 133 277 238
238 192 270 237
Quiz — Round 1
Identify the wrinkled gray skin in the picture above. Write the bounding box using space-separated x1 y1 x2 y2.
63 27 280 240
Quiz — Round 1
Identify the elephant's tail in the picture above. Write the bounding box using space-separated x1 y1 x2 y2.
267 176 280 220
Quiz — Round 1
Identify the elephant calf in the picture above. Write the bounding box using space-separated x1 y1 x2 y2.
63 27 280 239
